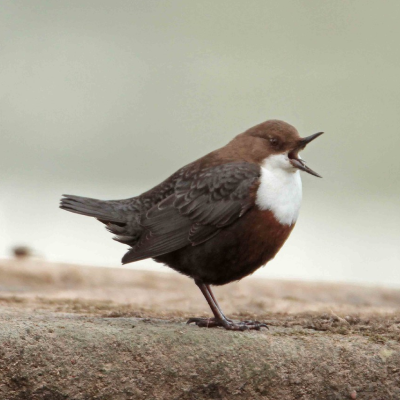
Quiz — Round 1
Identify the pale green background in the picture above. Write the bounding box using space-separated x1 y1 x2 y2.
1 1 399 285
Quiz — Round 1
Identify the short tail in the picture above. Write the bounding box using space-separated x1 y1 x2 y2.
60 194 126 223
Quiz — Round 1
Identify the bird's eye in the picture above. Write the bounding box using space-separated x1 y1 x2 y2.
269 137 279 146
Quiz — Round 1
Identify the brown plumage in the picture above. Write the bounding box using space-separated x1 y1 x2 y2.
60 120 323 331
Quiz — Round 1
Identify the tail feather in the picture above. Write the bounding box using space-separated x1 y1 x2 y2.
60 194 144 248
60 194 126 223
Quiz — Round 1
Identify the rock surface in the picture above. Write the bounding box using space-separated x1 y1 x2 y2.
0 259 399 399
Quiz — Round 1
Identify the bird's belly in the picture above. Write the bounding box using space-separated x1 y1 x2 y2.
155 208 294 285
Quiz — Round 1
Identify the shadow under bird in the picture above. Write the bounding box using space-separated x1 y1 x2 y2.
60 120 323 331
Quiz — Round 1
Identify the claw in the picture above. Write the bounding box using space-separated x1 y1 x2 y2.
187 317 213 327
186 317 268 331
186 318 202 325
240 320 269 330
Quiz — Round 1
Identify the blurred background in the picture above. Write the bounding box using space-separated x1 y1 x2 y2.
1 1 399 287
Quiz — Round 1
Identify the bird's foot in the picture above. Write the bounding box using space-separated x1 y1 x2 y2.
186 317 268 331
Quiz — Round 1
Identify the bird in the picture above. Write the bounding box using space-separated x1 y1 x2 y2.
60 119 323 331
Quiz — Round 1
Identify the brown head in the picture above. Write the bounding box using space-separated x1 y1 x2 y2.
226 120 323 177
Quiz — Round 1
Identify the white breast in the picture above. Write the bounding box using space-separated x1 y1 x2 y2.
255 154 302 226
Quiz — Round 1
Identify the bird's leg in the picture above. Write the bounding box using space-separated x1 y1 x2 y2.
187 281 267 331
204 284 232 322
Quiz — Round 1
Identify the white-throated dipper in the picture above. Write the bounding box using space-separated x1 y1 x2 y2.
60 120 323 331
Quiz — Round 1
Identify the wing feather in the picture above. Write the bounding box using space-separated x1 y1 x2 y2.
122 162 260 264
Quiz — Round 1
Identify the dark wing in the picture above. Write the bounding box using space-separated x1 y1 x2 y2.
121 162 260 264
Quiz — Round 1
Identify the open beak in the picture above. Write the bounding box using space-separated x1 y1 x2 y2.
289 132 323 178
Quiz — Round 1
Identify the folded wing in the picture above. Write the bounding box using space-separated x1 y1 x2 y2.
122 162 260 264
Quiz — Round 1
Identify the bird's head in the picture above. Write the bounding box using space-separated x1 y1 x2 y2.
230 119 323 177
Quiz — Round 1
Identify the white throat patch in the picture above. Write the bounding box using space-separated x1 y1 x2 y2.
255 154 302 226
